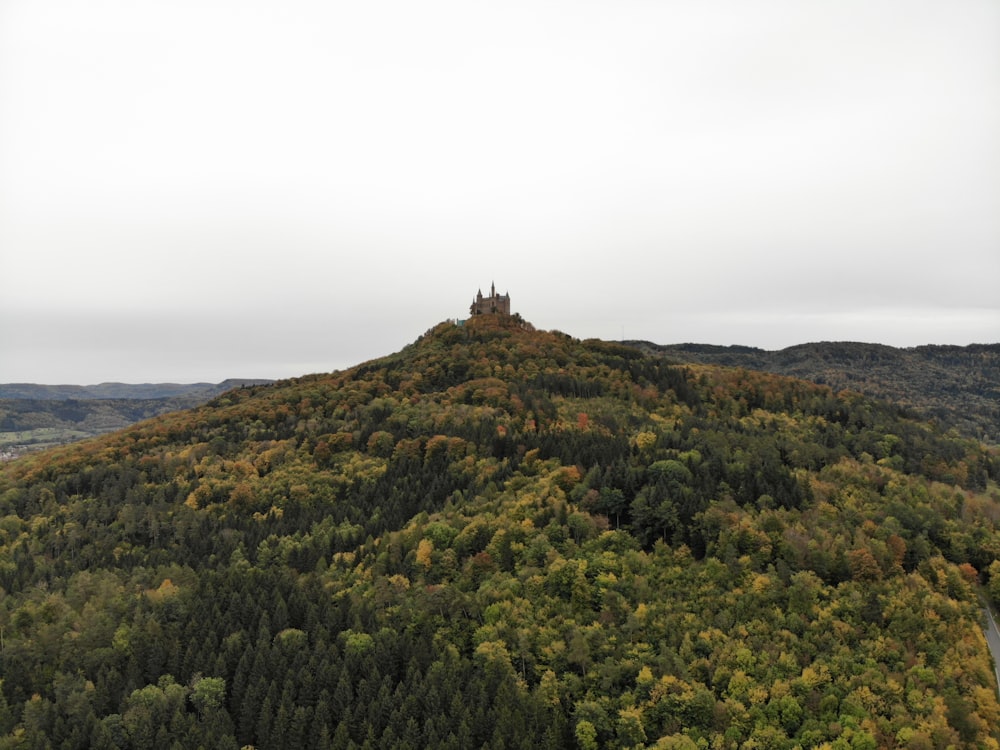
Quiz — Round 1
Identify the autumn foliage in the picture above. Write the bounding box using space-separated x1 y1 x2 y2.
0 316 998 748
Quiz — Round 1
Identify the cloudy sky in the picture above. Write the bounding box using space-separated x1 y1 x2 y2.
1 1 998 384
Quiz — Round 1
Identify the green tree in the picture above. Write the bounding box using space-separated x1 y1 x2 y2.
189 676 225 714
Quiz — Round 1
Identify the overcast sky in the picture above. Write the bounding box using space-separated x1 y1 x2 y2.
1 1 998 384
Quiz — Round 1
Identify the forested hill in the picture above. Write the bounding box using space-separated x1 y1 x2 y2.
1 315 1000 749
629 342 1000 443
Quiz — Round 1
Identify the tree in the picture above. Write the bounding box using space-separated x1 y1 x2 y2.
574 720 598 750
190 676 225 715
847 548 882 582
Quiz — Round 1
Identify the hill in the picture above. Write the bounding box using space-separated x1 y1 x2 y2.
0 380 273 457
0 316 999 749
629 342 1000 443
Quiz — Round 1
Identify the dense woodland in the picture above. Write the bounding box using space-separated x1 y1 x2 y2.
633 342 1000 444
1 316 999 749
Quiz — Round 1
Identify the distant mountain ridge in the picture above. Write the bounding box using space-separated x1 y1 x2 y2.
628 341 1000 443
0 379 272 401
0 379 273 455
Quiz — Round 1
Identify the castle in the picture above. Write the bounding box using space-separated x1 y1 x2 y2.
470 282 511 316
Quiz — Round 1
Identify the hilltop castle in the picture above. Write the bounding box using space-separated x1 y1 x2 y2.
470 282 511 316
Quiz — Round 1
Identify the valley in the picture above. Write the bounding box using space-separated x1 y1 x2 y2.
0 380 272 459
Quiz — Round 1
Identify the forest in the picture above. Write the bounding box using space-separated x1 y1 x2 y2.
0 315 998 749
634 341 1000 444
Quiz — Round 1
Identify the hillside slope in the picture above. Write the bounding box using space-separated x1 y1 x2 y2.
0 317 998 749
631 342 1000 443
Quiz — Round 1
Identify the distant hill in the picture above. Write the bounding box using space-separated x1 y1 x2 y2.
0 379 272 401
628 341 1000 443
0 379 273 455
